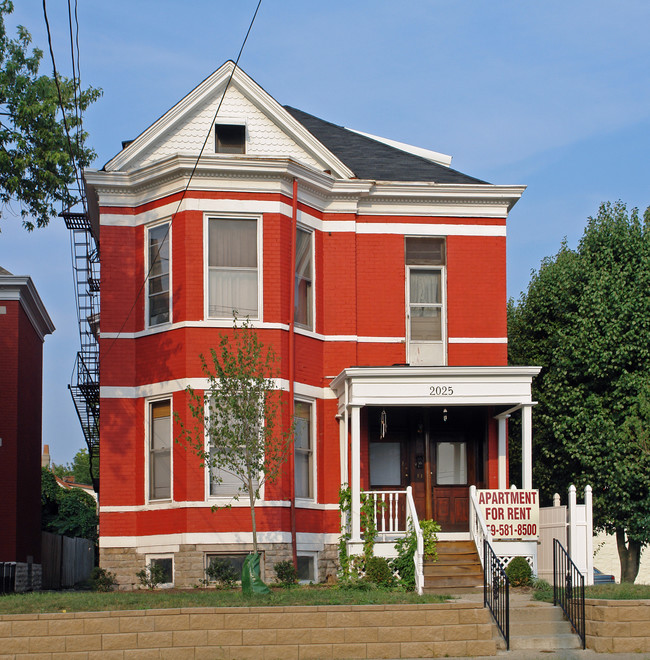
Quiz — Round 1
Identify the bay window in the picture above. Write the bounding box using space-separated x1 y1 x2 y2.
147 222 170 326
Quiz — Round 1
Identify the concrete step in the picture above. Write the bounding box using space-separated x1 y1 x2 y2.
508 605 567 623
424 563 483 576
509 634 582 651
510 619 575 636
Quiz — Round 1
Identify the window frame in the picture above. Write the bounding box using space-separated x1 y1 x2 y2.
405 236 447 365
146 396 173 503
215 120 247 154
204 213 263 322
296 551 318 584
145 554 174 588
294 397 316 503
295 226 314 330
203 395 265 504
145 220 172 328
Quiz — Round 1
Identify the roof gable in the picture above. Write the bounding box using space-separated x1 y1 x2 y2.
105 62 354 178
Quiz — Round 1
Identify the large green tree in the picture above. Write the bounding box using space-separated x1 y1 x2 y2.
0 1 100 229
52 447 99 486
508 201 650 582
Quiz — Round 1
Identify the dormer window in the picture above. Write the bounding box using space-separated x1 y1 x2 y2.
215 124 246 154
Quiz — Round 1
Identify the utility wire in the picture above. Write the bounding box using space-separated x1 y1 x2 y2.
101 0 263 364
67 0 82 155
42 0 86 214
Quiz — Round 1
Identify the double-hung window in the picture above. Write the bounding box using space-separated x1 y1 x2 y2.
294 400 314 500
208 218 258 319
295 228 313 329
147 222 170 326
149 399 171 500
406 237 446 365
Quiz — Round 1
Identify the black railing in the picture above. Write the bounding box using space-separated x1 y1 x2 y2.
483 539 509 650
553 538 586 649
0 562 16 595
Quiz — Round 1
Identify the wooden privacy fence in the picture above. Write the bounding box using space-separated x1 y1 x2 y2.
41 532 94 589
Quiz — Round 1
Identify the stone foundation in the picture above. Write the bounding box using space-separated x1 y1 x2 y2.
101 542 339 590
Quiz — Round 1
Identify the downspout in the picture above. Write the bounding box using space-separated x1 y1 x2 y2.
288 178 298 567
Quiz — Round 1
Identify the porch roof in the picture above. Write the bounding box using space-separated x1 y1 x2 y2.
330 365 541 412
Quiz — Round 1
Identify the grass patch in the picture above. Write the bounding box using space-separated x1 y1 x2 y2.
532 579 650 602
0 585 449 615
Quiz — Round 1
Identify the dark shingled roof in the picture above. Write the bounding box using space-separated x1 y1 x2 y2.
284 106 487 185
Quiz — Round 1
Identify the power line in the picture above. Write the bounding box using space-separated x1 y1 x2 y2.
42 0 86 214
101 0 263 364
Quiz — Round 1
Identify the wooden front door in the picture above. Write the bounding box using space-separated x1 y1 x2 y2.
432 433 474 532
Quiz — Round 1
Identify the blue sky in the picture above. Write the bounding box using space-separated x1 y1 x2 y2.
3 1 649 465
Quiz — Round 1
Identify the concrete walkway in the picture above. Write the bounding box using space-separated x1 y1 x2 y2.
431 589 650 660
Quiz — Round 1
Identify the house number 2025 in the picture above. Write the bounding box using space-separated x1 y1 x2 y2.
429 385 454 395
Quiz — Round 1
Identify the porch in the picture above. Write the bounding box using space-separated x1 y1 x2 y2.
330 366 541 592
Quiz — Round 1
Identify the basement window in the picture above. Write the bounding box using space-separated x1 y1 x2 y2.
215 124 246 154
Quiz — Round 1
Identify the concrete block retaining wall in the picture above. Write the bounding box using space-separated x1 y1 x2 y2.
585 598 650 653
0 602 496 659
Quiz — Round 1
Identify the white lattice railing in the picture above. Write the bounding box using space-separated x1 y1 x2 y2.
469 484 492 567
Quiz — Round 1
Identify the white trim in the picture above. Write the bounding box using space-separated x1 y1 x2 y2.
357 223 506 237
345 128 453 167
100 378 336 400
99 500 339 513
449 337 508 344
204 212 263 321
0 275 55 340
99 531 341 548
145 219 172 329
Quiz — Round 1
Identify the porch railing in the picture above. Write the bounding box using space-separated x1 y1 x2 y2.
470 486 510 649
362 487 424 594
469 484 492 567
364 489 409 539
553 538 586 649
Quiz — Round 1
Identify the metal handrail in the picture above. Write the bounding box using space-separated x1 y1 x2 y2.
484 539 510 650
553 538 586 649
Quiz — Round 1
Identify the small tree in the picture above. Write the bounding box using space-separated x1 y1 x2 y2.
178 316 292 555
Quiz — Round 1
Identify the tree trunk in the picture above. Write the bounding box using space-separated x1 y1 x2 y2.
616 527 641 583
248 474 257 555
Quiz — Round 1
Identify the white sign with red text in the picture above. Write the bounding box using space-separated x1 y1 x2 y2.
477 489 539 540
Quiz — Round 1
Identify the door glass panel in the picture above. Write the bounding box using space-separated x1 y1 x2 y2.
410 307 442 341
436 441 467 485
369 442 401 486
410 270 441 304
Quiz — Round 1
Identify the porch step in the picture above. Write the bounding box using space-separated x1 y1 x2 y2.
423 540 483 593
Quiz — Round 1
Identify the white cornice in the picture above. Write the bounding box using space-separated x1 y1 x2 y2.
0 276 55 341
85 156 524 219
104 62 354 179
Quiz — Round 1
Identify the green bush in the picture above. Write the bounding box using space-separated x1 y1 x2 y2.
506 556 533 587
90 567 116 592
274 560 297 587
421 520 441 561
136 563 167 590
206 558 238 588
364 556 393 587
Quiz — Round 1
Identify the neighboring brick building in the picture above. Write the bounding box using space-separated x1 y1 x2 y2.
85 62 539 588
0 267 55 590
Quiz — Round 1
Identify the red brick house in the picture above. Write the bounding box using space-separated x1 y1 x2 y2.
84 62 539 588
0 267 54 590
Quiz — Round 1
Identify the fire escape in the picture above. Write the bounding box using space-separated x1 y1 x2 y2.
62 211 100 493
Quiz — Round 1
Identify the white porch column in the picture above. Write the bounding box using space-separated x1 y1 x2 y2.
522 404 533 490
350 405 362 543
497 414 509 490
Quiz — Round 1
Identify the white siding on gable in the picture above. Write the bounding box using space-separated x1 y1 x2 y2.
136 85 324 171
